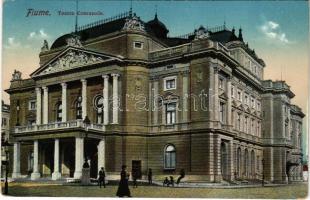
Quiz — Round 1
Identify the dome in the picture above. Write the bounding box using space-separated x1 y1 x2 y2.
145 14 169 39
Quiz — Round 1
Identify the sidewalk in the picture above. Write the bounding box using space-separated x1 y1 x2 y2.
6 177 307 189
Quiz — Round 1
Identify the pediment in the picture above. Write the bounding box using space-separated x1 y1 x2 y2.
31 47 123 77
219 92 227 99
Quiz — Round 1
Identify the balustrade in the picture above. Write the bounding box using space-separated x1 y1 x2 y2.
14 119 105 134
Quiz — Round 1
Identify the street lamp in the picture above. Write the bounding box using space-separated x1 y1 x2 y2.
262 158 265 187
4 150 9 194
2 140 12 195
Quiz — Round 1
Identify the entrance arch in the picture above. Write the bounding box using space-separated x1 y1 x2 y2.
221 142 228 180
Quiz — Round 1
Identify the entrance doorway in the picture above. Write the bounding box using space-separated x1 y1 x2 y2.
221 142 228 180
132 160 142 179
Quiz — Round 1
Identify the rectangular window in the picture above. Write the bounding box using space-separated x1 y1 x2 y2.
244 117 248 133
28 100 36 110
219 102 225 123
219 77 224 90
257 122 261 136
251 97 255 108
231 85 234 97
251 119 255 134
164 76 177 91
166 103 176 124
244 94 249 105
237 113 241 131
133 41 143 49
237 90 242 101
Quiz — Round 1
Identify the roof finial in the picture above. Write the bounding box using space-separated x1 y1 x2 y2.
155 4 158 19
75 0 79 33
238 26 243 42
129 0 133 16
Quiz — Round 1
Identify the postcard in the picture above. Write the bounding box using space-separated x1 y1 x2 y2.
1 0 309 199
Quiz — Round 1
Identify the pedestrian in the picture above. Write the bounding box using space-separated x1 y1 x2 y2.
116 165 131 197
176 169 185 184
98 167 106 188
163 177 169 186
169 176 174 187
132 170 138 188
148 168 152 185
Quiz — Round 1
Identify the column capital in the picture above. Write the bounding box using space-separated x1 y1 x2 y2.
42 86 48 91
81 79 87 83
35 87 41 92
61 82 67 88
102 74 109 79
111 73 120 78
214 66 219 74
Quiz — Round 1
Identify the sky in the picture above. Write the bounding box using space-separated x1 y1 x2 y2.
1 0 309 157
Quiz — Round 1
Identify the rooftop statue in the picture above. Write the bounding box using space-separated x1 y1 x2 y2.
41 40 49 52
123 13 145 32
194 26 209 40
11 70 22 81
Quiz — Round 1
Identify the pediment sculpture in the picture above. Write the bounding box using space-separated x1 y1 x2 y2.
194 26 209 40
41 49 105 75
66 35 83 48
41 40 49 52
123 13 145 31
11 69 22 81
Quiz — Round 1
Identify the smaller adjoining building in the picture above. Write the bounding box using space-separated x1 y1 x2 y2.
1 100 10 178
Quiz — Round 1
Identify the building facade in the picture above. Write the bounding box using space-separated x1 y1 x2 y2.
1 101 10 178
5 11 304 183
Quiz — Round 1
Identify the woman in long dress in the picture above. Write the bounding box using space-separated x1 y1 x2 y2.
116 165 131 197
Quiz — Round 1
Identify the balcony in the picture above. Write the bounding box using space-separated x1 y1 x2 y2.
14 120 105 134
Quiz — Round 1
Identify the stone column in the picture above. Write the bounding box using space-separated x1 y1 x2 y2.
207 133 214 181
52 139 61 180
214 66 219 124
111 73 120 124
81 79 87 120
31 140 41 180
227 76 232 128
42 86 48 124
12 142 21 178
61 83 67 122
35 88 42 125
229 140 234 181
102 75 109 125
213 134 222 182
97 139 105 171
74 137 84 179
182 71 189 122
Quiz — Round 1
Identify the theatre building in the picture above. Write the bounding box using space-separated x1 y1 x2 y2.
5 10 304 183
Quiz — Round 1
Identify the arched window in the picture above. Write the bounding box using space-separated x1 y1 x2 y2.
56 102 62 122
94 95 104 124
164 144 176 169
76 96 82 119
221 142 228 180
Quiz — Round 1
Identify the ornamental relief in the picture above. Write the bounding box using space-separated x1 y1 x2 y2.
41 50 106 75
